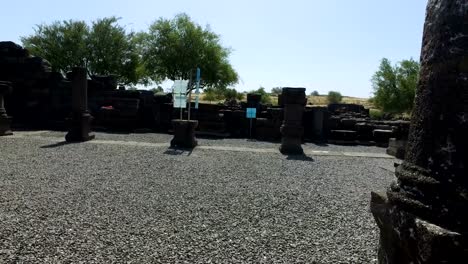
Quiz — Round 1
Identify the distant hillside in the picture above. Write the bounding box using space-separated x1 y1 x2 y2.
196 93 373 108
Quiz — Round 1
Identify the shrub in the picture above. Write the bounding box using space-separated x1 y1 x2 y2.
327 91 343 104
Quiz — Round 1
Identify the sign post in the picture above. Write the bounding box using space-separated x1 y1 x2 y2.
173 80 188 119
246 107 257 139
195 67 201 110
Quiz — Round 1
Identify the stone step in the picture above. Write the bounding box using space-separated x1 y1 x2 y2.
330 130 358 140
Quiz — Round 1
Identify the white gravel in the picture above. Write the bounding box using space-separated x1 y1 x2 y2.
0 131 395 263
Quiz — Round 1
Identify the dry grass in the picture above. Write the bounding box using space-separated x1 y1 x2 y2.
193 93 373 108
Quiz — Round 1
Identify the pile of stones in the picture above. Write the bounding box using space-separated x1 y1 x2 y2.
324 103 410 149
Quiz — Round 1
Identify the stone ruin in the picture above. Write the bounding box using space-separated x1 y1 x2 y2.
326 103 410 148
1 40 411 152
280 87 306 155
371 0 468 262
0 81 13 136
65 67 94 142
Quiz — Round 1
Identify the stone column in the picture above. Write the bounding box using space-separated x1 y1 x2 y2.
0 81 13 136
247 93 261 109
65 67 95 142
370 1 468 263
311 106 327 141
279 87 306 154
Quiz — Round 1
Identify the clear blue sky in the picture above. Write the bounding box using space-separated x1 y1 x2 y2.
2 0 427 98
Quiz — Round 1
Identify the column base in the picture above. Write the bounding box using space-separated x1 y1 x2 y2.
279 139 303 155
0 116 13 136
279 125 304 155
65 112 95 142
386 138 407 159
170 119 198 149
370 192 467 264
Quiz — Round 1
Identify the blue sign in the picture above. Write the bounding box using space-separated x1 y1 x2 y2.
246 108 257 119
196 67 201 82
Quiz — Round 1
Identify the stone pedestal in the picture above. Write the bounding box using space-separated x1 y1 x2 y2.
386 138 406 159
370 1 468 263
65 67 95 142
0 81 13 136
279 87 306 154
171 119 198 148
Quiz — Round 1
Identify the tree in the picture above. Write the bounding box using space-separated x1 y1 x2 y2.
141 13 239 91
311 90 320 96
86 17 143 85
21 17 144 85
372 58 420 114
327 91 343 104
271 87 282 94
22 20 89 73
223 88 240 100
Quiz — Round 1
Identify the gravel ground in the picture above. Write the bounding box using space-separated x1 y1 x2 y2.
30 130 387 153
0 132 396 263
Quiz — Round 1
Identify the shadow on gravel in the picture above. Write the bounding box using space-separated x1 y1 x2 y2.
286 154 314 162
40 141 77 149
164 147 193 156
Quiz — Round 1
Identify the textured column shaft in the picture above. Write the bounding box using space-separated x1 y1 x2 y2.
388 0 468 233
371 1 468 263
65 67 94 142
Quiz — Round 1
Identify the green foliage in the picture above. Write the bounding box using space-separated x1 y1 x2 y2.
271 87 282 94
21 17 143 85
235 92 244 101
249 87 272 105
142 13 238 89
86 17 143 85
223 88 244 100
311 90 320 96
203 87 222 101
369 108 384 119
327 91 343 104
22 20 89 72
372 58 420 114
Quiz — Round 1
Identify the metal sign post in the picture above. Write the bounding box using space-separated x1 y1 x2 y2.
173 80 188 120
246 107 257 139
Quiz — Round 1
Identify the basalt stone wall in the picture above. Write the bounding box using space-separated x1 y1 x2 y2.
0 41 54 125
0 41 163 131
1 41 408 143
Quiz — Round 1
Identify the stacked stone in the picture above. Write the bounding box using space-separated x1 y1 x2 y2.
371 1 468 262
0 81 13 136
279 87 307 154
386 120 411 159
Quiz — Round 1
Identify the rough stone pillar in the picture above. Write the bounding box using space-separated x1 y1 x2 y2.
370 1 468 263
247 93 261 109
311 106 326 141
0 81 13 136
170 119 198 148
279 87 306 154
65 67 95 142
